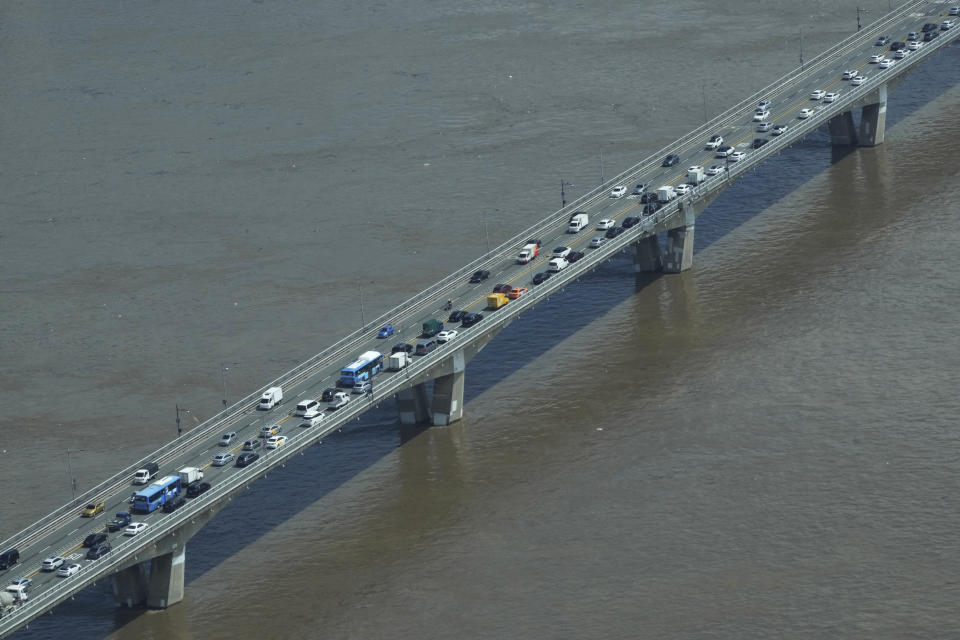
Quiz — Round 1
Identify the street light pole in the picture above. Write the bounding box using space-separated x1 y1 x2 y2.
66 447 77 500
599 151 604 185
560 176 574 208
359 284 365 330
799 27 804 70
176 404 191 437
856 7 870 31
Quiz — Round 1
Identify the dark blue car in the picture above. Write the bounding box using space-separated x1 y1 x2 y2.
377 325 395 339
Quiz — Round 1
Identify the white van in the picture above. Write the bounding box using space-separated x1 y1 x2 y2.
258 386 282 410
300 413 326 428
294 399 320 417
548 258 569 272
567 212 588 233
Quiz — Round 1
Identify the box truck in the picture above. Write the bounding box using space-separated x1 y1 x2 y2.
487 293 509 309
258 386 282 409
657 186 677 202
389 351 410 371
517 243 539 264
567 212 589 233
178 467 204 486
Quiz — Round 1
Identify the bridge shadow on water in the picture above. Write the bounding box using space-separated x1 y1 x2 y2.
17 41 959 640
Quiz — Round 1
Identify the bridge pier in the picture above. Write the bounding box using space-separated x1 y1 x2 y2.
663 225 694 273
431 350 465 426
111 563 148 608
396 382 431 424
828 111 858 146
147 545 186 609
858 83 887 147
633 234 662 272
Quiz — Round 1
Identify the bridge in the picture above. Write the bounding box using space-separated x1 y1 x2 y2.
2 1 958 635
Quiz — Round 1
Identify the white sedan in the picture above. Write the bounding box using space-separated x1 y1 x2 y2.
907 40 921 50
266 435 288 449
706 164 726 176
674 184 691 195
810 89 826 100
42 556 65 572
798 108 815 119
57 563 81 578
756 122 772 132
851 75 866 86
893 49 907 59
124 522 148 536
771 124 787 135
596 219 615 230
878 58 894 68
436 330 458 344
869 54 883 63
823 92 839 103
753 110 770 121
728 151 746 162
842 69 857 79
610 185 627 198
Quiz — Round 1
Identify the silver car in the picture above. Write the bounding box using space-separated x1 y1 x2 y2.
212 452 234 466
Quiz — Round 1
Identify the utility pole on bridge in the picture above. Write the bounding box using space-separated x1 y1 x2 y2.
857 6 870 31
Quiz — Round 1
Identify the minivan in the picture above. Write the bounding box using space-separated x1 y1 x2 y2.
236 452 259 467
0 548 19 570
294 399 320 417
415 338 437 355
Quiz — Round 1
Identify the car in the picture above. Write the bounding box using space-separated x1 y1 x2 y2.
907 40 921 50
878 58 894 68
753 110 770 121
187 481 211 498
621 216 640 228
532 272 552 285
923 30 939 41
610 185 627 198
352 379 372 394
907 31 919 41
243 438 262 451
376 325 395 339
630 183 647 195
842 70 857 79
266 435 288 450
942 19 955 30
851 75 866 86
771 124 787 136
9 578 32 591
661 154 680 167
212 452 234 466
81 502 105 518
756 100 772 111
875 35 890 45
507 287 528 300
468 270 489 283
604 226 625 239
460 312 483 327
890 41 906 51
86 543 111 560
823 92 839 102
162 495 186 513
436 330 458 343
640 192 659 203
810 89 825 100
705 134 723 149
41 557 65 572
752 138 768 149
57 563 80 578
894 49 907 59
260 424 281 438
869 54 883 63
675 184 691 195
706 164 725 176
715 145 735 157
492 283 511 294
566 250 584 263
642 203 660 216
798 108 814 118
922 22 939 33
236 452 260 467
218 431 236 446
552 246 570 259
596 219 614 230
124 522 148 536
952 7 960 16
390 345 412 359
447 310 466 322
107 512 132 532
589 236 606 248
729 151 746 162
82 533 108 548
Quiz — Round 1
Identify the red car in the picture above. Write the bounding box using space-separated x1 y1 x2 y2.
492 284 512 294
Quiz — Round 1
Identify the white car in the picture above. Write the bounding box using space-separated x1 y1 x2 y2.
823 92 839 103
610 185 627 198
893 49 907 59
810 89 826 100
771 124 787 136
41 556 65 572
842 69 857 79
57 563 80 578
589 236 606 248
715 145 735 157
951 7 959 16
124 522 148 536
728 151 746 162
436 330 458 344
907 40 921 50
551 246 570 258
212 452 233 466
596 219 614 230
878 58 894 68
706 164 726 176
798 108 815 119
942 19 956 29
266 435 288 449
705 134 723 149
851 75 866 86
756 100 772 111
753 110 770 121
674 184 691 195
756 122 772 132
869 54 883 63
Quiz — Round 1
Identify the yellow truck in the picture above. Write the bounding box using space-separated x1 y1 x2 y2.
486 293 509 310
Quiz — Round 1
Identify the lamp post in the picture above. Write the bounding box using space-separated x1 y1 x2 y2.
560 176 574 208
66 447 86 501
799 26 804 70
856 6 870 30
176 404 196 437
599 150 604 185
359 284 365 330
220 362 238 409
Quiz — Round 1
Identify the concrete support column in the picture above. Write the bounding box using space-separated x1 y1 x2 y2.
633 235 662 272
663 225 694 273
431 349 466 426
828 110 857 146
396 382 431 425
147 544 186 609
858 83 887 147
111 563 147 608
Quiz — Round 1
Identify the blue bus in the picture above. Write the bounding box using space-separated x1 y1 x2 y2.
132 475 182 514
339 350 384 386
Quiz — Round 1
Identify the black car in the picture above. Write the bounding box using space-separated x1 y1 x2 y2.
321 387 338 402
236 452 259 468
642 203 660 216
875 35 890 45
605 226 625 239
566 251 584 263
630 183 647 195
525 238 542 247
86 543 111 560
448 310 466 322
532 271 551 285
0 548 19 570
621 216 641 228
492 283 512 294
162 495 186 513
186 481 211 498
890 41 905 50
923 30 939 41
752 137 768 149
243 438 262 451
640 192 658 204
662 153 680 167
391 343 413 355
922 22 938 32
461 312 484 327
82 532 108 548
107 512 132 532
469 270 490 283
